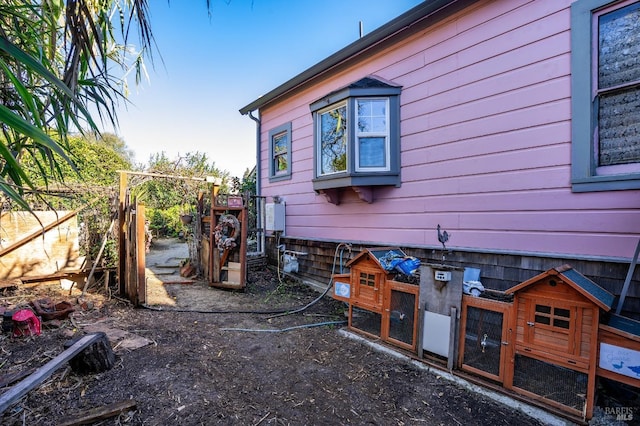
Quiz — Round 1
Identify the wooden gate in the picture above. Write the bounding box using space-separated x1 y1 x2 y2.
118 190 146 306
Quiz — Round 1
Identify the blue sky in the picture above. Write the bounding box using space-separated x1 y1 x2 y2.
108 0 424 177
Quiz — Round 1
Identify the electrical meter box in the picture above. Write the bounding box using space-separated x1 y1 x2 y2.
434 270 452 282
265 202 285 232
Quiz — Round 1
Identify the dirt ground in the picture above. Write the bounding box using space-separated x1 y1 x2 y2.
0 238 566 425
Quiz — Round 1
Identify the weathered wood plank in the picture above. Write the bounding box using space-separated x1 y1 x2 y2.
56 399 137 426
0 333 101 414
0 368 35 389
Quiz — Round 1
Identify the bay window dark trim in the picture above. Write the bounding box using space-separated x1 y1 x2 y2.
310 76 402 203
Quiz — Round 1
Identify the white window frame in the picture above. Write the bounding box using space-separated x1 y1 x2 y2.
355 98 390 172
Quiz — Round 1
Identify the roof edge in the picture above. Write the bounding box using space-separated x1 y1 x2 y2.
239 0 476 115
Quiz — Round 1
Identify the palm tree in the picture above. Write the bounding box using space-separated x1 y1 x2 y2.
0 0 154 209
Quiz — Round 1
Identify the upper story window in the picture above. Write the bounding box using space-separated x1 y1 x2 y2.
571 0 640 191
268 122 292 181
310 76 401 204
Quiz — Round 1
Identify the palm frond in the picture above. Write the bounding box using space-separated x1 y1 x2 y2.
0 0 156 211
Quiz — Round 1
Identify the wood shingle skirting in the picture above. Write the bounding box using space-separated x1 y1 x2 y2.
266 236 640 321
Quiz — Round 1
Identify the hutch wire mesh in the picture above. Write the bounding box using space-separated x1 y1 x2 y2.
462 305 504 377
350 287 417 346
513 354 587 411
351 307 381 337
388 288 416 345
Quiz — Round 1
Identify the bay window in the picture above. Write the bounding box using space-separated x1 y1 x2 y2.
310 76 401 204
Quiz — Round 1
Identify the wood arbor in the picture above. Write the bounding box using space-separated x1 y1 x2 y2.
117 170 219 305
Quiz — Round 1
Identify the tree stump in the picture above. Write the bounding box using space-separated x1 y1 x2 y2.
64 332 115 374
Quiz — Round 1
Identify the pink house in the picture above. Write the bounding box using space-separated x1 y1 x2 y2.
240 0 640 317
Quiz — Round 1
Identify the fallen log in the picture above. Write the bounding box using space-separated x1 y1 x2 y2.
56 399 137 426
0 333 102 414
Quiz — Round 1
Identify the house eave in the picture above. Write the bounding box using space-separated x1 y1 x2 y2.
238 0 479 115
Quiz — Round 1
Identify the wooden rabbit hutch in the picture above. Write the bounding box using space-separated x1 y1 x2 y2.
331 248 419 352
459 264 618 421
